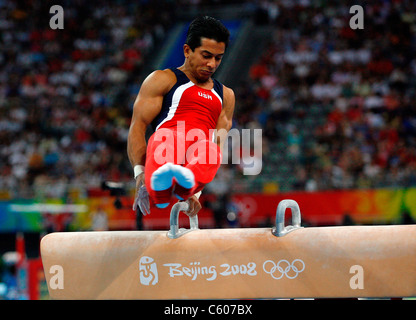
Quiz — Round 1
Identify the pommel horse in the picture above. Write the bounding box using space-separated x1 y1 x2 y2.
41 200 416 299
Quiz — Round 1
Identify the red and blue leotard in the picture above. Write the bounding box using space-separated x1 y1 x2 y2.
145 68 224 205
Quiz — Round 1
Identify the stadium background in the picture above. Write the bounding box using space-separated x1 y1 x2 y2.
0 0 415 299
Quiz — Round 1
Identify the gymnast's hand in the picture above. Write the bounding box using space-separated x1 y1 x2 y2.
184 195 202 217
133 173 150 216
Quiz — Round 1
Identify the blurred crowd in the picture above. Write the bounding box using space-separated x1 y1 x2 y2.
1 0 416 199
226 0 416 193
0 0 175 198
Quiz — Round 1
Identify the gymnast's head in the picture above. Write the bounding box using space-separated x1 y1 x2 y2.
183 16 230 82
186 16 230 51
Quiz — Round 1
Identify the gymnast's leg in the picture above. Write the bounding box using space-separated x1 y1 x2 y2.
145 130 221 208
174 139 222 201
145 128 197 208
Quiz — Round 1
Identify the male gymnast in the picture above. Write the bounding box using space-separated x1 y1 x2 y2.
128 16 235 217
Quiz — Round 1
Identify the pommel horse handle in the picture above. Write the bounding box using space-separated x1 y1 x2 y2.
167 201 199 239
272 199 303 237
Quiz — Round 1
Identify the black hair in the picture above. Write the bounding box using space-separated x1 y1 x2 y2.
185 16 230 51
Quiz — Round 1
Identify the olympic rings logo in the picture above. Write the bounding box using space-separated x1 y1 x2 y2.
263 259 305 280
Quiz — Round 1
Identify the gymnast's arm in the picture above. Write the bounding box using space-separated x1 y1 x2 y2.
128 70 174 182
215 85 235 150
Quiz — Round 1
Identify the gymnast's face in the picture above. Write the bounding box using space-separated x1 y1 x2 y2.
184 37 225 83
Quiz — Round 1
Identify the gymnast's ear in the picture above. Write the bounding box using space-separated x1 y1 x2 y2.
183 44 192 58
